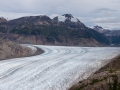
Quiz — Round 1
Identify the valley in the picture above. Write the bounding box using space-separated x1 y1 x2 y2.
0 45 119 90
0 14 120 90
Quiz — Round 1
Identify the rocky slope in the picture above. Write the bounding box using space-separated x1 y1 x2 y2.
0 14 110 46
0 39 34 60
93 25 120 46
69 56 120 90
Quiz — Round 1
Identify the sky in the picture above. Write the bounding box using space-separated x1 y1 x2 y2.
0 0 120 30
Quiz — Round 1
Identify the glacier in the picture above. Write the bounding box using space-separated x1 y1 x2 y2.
0 45 119 90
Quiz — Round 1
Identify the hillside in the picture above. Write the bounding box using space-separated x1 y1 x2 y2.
0 14 110 46
69 56 120 90
0 39 38 60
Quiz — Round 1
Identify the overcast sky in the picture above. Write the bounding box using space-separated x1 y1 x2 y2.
0 0 120 30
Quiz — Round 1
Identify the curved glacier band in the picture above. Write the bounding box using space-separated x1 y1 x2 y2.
0 45 120 90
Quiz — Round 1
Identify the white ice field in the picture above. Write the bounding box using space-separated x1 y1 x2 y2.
0 45 120 90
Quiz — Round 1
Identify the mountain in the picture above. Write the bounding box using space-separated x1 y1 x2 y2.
93 25 120 46
93 25 111 34
0 14 110 46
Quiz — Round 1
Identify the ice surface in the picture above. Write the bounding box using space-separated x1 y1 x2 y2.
0 45 120 90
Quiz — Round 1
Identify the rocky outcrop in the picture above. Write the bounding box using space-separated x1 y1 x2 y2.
0 17 7 23
0 39 33 60
0 17 7 33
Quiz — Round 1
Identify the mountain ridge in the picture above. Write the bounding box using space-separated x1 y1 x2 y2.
0 14 110 46
93 25 120 46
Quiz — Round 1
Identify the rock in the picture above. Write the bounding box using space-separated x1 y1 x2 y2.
0 39 32 60
52 16 59 23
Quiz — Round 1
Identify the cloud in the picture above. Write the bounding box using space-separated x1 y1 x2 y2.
0 0 120 29
92 17 120 30
76 16 120 30
0 11 44 20
93 8 118 13
94 17 120 23
92 8 118 17
95 23 120 30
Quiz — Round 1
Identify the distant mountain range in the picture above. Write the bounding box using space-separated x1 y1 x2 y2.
0 14 115 46
93 25 120 46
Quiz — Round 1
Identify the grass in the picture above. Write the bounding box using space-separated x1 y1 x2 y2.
89 79 100 85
